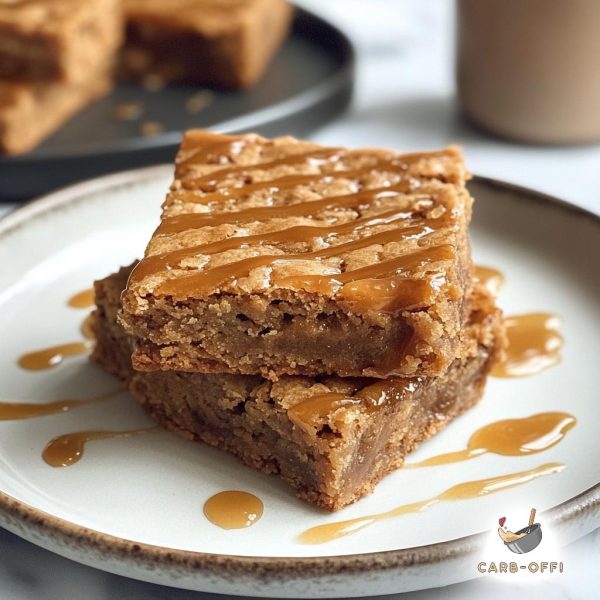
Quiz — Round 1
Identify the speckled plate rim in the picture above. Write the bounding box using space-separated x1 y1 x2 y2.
0 166 599 595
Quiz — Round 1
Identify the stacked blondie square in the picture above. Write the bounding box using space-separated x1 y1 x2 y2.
92 131 504 510
0 0 293 154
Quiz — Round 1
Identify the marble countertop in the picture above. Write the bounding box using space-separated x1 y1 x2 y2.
1 0 598 598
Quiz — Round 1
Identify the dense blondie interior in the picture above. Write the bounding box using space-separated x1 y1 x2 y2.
94 265 502 510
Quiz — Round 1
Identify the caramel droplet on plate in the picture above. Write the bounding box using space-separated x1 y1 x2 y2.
67 288 95 309
203 491 264 529
18 341 92 371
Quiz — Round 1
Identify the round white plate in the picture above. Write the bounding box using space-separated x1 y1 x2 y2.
0 168 599 597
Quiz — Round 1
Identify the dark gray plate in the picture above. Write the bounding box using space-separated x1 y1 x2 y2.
0 7 354 201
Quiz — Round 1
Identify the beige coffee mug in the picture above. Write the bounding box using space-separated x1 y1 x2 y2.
457 0 600 144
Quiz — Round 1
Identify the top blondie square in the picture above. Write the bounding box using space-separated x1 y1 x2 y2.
119 131 474 379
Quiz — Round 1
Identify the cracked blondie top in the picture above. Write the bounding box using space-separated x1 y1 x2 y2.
120 131 474 379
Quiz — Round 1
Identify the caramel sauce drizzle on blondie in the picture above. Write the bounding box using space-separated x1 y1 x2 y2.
155 183 429 234
131 213 442 283
130 134 461 308
289 379 420 435
158 244 452 298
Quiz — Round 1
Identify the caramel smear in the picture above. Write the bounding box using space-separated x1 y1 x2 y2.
18 341 93 371
203 491 264 529
298 463 564 544
493 313 564 378
0 389 123 421
407 412 576 467
474 265 505 296
67 288 95 309
289 379 419 435
43 427 159 468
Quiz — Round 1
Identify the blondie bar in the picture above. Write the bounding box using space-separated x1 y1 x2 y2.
0 0 122 83
0 71 111 154
122 0 293 89
120 131 474 379
93 265 502 510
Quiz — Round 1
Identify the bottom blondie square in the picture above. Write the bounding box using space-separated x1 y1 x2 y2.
92 265 503 511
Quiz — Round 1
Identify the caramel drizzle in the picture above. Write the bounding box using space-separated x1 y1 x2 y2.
492 313 563 378
156 183 429 235
158 244 453 298
203 491 264 529
177 133 454 190
289 380 419 434
18 341 93 371
67 288 95 309
298 463 564 544
0 389 123 421
474 265 505 296
406 412 576 467
131 211 443 284
178 147 345 187
18 311 96 371
177 161 425 204
43 427 159 468
146 135 459 306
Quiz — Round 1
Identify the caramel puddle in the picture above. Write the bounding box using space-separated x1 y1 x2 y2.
406 412 576 467
298 463 564 544
43 427 159 467
493 313 564 378
67 288 95 309
18 341 93 371
0 389 123 421
474 265 505 296
203 491 264 529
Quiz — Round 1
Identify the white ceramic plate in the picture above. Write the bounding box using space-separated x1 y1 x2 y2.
0 168 599 597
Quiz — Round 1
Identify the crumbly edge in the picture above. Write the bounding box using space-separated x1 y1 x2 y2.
93 265 501 510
